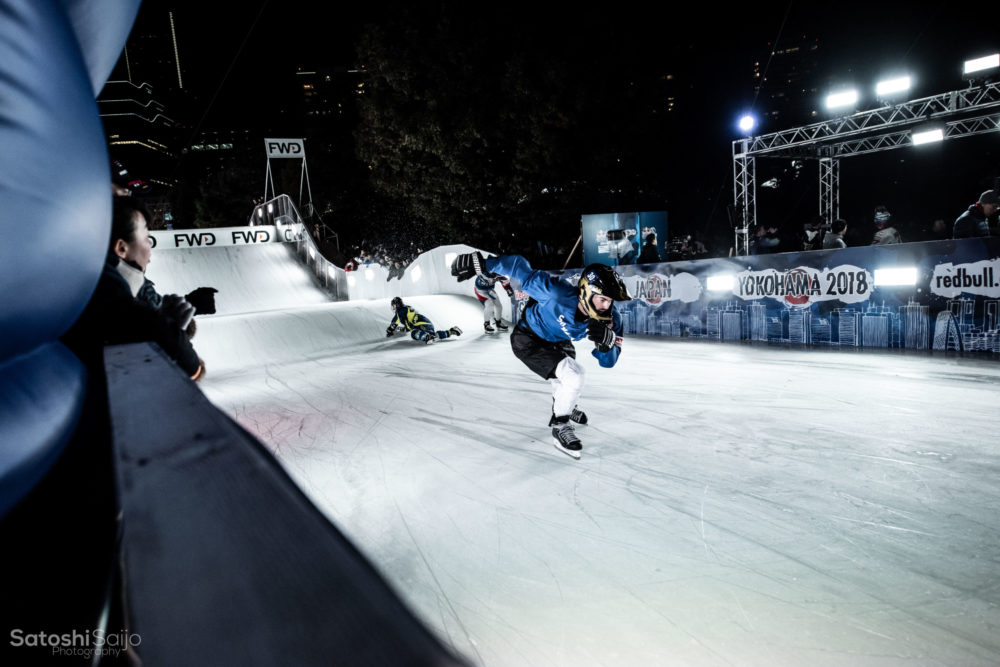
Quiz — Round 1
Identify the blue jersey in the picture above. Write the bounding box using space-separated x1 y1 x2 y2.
485 255 622 368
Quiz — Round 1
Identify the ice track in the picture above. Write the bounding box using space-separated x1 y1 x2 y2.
158 245 1000 666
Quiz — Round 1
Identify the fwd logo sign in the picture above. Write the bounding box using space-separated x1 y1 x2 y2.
174 232 216 247
232 230 271 244
264 138 305 158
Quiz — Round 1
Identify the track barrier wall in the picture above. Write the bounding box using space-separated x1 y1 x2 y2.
535 237 1000 356
153 217 1000 358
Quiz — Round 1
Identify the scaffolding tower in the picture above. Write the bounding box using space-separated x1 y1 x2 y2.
732 81 1000 255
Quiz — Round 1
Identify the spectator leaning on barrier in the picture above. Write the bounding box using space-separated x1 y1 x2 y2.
62 196 205 381
871 205 903 245
822 219 848 249
953 189 999 239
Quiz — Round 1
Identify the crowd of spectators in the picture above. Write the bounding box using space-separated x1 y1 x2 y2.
759 186 1000 255
342 240 423 281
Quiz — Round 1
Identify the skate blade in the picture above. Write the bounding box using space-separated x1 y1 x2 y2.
552 439 582 460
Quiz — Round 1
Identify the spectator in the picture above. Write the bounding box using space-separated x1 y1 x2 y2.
751 226 780 254
822 219 848 249
872 205 903 245
638 234 661 264
801 217 824 251
953 189 999 239
926 218 950 241
62 196 204 381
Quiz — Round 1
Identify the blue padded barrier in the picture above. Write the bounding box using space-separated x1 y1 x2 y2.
0 0 138 515
0 343 87 517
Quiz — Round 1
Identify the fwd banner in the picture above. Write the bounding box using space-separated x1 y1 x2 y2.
149 224 305 250
264 138 305 158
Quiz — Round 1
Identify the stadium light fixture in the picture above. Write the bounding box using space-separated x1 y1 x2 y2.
875 75 911 97
707 275 735 291
410 266 423 283
364 268 374 281
825 89 858 109
912 127 944 146
963 53 999 77
874 267 917 286
346 274 356 288
738 114 756 134
444 252 457 268
327 265 337 280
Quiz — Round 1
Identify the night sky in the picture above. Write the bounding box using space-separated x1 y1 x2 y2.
154 0 997 247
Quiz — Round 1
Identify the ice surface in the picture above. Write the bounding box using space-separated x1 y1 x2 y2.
155 244 1000 666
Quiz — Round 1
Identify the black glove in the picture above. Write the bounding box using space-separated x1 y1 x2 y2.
161 294 195 331
587 320 615 353
451 252 486 282
386 324 396 337
185 287 218 315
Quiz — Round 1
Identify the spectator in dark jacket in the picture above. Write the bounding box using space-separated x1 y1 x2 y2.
822 219 848 249
62 197 204 380
638 234 661 264
953 190 999 238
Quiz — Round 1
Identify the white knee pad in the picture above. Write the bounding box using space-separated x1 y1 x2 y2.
550 357 585 417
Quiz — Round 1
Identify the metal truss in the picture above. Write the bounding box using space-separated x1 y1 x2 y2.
730 81 1000 254
819 157 839 226
736 81 1000 159
732 140 756 255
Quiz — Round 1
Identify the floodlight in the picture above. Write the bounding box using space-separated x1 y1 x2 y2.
707 275 735 291
364 268 374 281
874 267 917 286
347 274 356 288
912 128 944 146
875 76 911 97
308 246 315 260
825 90 858 109
444 252 457 268
964 53 999 76
410 266 423 282
738 114 756 133
327 265 337 279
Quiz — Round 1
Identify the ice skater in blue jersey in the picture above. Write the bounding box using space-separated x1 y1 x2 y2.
474 272 513 333
386 296 462 344
451 252 631 459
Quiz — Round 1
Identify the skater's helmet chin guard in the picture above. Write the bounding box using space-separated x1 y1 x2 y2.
390 296 403 311
578 264 631 321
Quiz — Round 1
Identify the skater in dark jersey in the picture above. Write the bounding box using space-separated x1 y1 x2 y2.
452 252 630 458
386 296 462 344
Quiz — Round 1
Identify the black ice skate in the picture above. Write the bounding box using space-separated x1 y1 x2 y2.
449 326 463 337
551 418 582 459
424 332 437 344
493 319 508 331
484 321 495 333
549 408 588 427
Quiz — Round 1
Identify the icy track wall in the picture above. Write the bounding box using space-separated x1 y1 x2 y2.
145 227 504 372
595 236 1000 357
148 225 497 312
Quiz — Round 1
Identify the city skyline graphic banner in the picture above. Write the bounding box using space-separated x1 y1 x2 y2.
510 237 1000 356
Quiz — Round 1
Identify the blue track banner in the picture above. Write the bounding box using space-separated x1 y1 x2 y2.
541 237 1000 356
